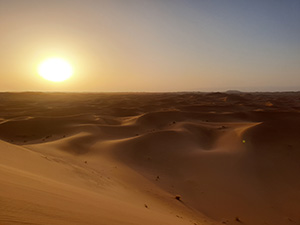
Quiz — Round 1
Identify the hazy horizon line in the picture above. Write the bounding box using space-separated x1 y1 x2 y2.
0 90 299 94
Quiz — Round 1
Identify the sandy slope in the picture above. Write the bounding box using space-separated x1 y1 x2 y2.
0 139 211 225
0 92 300 225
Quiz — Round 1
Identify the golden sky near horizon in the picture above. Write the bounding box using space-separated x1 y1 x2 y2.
0 0 299 92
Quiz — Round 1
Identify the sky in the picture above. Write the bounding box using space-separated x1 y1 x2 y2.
0 0 299 92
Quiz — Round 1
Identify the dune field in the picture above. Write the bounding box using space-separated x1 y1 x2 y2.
0 92 299 225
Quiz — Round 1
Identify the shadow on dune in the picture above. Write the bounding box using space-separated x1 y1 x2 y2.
0 92 300 225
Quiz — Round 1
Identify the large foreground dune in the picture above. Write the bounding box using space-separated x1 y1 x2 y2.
0 92 299 225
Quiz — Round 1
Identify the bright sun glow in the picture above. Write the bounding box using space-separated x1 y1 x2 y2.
38 58 73 82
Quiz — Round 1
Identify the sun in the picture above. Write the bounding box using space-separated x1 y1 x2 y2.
38 58 73 82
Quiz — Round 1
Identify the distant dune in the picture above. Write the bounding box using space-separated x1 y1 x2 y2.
0 92 300 225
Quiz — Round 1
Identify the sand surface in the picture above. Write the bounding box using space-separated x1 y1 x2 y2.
0 92 300 225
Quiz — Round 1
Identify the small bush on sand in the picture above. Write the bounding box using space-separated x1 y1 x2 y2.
175 195 181 201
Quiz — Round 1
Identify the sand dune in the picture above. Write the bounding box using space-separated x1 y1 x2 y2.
0 92 300 225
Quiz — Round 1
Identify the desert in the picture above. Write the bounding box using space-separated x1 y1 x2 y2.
0 92 299 225
1 0 300 224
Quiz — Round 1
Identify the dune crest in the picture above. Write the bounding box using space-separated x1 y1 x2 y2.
0 92 299 225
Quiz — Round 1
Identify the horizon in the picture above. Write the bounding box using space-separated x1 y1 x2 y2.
1 90 300 94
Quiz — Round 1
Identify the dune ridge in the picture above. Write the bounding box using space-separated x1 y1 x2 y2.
0 92 299 225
